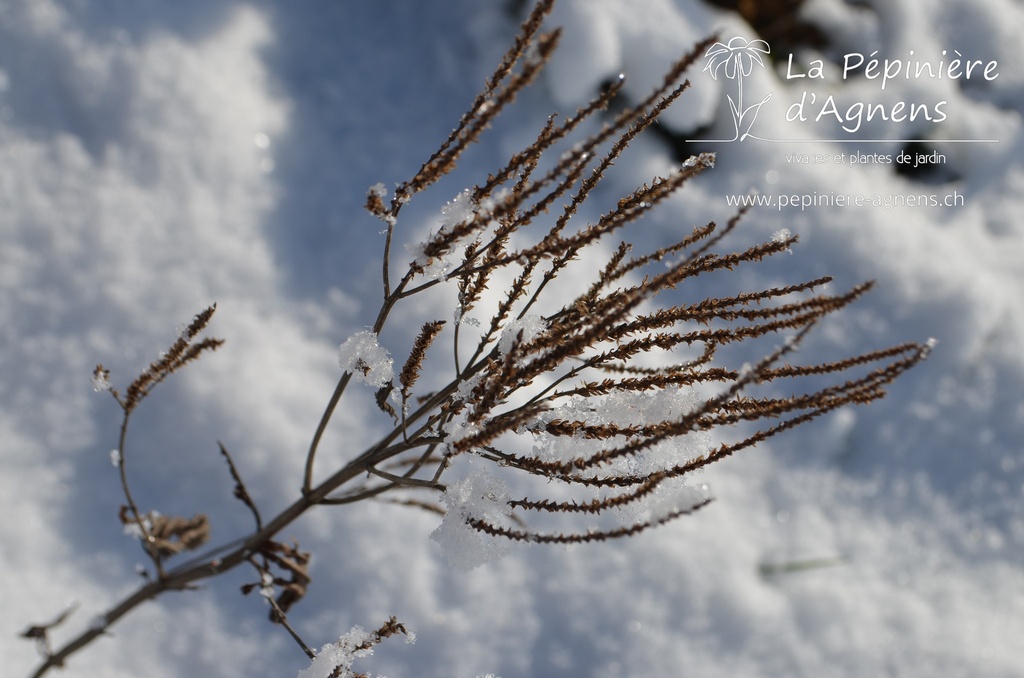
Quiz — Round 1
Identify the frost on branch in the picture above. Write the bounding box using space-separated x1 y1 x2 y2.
338 330 394 389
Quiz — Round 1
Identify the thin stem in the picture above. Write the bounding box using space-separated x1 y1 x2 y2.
303 372 353 494
383 220 395 299
115 412 165 578
248 556 315 659
31 442 380 676
366 465 444 489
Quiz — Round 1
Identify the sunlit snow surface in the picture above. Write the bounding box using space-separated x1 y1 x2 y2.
2 1 1023 677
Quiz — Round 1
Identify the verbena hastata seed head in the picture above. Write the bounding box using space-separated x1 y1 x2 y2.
356 10 930 559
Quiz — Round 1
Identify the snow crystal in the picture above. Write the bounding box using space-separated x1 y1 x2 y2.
616 479 712 527
454 307 481 327
338 330 394 389
431 469 513 571
122 511 157 540
525 386 713 525
405 240 454 281
440 407 480 448
681 152 715 169
91 370 112 393
772 228 793 253
369 182 388 200
496 315 547 356
259 571 275 601
405 188 486 280
296 626 376 678
532 387 710 472
475 98 495 115
438 188 477 229
453 372 484 405
109 449 121 467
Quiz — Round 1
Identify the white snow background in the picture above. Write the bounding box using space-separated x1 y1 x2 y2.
2 0 1023 676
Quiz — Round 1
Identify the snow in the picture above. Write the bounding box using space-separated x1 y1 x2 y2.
431 469 514 572
297 627 376 678
3 1 1024 677
495 314 548 356
297 623 417 678
406 188 489 281
338 330 394 389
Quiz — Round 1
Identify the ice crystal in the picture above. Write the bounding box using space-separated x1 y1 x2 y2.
259 571 275 601
496 314 547 356
91 369 112 393
338 330 394 389
431 469 513 571
297 626 376 678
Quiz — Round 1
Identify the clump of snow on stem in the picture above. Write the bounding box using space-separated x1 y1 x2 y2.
439 188 477 227
406 188 496 281
122 511 157 539
296 624 399 678
772 228 793 253
533 387 710 469
91 370 112 393
258 571 275 602
454 306 481 327
440 407 479 450
338 330 394 389
431 469 513 571
496 314 547 356
532 386 713 524
681 152 714 169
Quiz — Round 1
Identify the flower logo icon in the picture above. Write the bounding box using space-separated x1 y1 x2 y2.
703 37 773 141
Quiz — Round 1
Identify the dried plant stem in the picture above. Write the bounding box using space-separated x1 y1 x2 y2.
29 447 395 677
113 413 164 578
303 372 353 494
26 2 930 675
